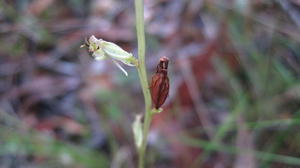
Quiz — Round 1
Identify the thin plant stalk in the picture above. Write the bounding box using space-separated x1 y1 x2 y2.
134 0 153 168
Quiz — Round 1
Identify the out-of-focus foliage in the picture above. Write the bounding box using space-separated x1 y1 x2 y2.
0 0 300 168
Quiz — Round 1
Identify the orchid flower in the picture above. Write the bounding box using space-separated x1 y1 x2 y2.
81 35 138 76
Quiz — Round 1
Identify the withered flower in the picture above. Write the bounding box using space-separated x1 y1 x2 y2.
150 56 169 109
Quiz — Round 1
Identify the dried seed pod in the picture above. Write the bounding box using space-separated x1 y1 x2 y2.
150 56 169 109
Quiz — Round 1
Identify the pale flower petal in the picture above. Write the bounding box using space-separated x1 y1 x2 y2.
112 60 128 76
92 49 106 60
102 41 136 66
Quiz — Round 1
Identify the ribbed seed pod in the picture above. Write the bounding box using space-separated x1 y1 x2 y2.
150 56 169 109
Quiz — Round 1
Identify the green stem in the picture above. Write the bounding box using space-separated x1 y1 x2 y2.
134 0 153 168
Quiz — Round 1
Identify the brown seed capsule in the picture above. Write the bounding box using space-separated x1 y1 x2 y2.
150 56 170 109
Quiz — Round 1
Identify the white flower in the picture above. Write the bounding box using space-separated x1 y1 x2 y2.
81 35 138 76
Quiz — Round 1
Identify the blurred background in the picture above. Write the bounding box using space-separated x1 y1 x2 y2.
1 0 300 167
